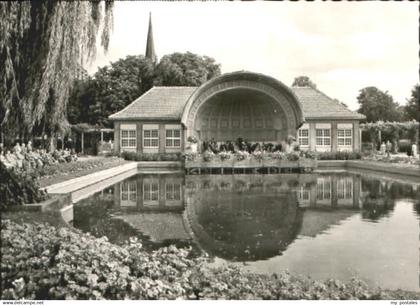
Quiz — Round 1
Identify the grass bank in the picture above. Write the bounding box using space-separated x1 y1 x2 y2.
1 219 419 300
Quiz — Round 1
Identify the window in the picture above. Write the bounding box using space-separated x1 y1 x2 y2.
316 129 331 146
298 129 309 146
120 181 137 206
121 125 136 149
232 119 240 128
166 183 181 201
298 186 310 203
220 119 228 128
255 119 263 128
143 182 159 202
337 178 353 199
165 129 181 148
143 129 159 148
317 178 331 200
337 129 352 147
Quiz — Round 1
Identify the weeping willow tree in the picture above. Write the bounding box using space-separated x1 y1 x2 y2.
0 1 113 142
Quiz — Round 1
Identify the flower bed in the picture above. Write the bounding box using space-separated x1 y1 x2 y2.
37 157 129 187
316 151 362 160
1 220 419 300
185 151 316 169
362 153 420 166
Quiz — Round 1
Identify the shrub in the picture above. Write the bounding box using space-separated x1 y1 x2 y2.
2 220 418 300
104 151 120 157
187 136 198 144
0 163 48 211
183 153 197 161
286 152 300 161
219 151 231 161
234 151 249 161
269 152 287 160
398 139 411 154
299 151 317 160
202 151 214 162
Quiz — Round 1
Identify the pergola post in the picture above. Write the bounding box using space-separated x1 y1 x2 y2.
49 137 55 152
81 132 84 154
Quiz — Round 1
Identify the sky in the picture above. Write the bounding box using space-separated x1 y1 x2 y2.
88 1 419 111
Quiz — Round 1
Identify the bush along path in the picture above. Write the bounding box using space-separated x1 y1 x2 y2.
1 220 419 300
0 163 48 211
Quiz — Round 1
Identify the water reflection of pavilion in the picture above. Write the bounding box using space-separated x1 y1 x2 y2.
113 173 403 212
297 174 361 209
108 172 405 260
114 174 184 211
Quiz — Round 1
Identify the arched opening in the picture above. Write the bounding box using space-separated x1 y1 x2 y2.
181 71 304 144
194 88 288 142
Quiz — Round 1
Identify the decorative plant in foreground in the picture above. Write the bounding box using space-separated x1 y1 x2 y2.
2 220 419 300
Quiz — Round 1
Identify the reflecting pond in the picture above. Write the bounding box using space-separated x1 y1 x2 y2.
72 171 420 292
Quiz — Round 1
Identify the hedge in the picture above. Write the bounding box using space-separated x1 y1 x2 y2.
316 151 362 160
121 151 182 162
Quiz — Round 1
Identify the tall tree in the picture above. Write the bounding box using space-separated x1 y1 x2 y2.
292 76 317 89
67 78 97 125
89 55 155 127
404 84 420 122
357 87 403 122
155 52 221 86
0 1 113 140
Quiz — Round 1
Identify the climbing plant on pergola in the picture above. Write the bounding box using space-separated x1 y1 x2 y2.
360 120 419 151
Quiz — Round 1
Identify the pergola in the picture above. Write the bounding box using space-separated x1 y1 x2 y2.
70 124 114 154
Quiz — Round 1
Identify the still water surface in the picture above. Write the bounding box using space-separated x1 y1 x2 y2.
72 171 420 291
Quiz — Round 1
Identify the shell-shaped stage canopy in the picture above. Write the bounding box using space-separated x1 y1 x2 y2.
181 71 305 142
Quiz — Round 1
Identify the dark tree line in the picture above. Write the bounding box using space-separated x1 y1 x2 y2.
67 52 221 127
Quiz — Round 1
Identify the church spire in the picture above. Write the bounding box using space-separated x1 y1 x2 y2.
145 12 157 64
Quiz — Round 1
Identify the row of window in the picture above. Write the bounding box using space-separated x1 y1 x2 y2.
298 127 352 147
121 125 181 149
202 118 274 129
298 178 353 203
121 181 182 203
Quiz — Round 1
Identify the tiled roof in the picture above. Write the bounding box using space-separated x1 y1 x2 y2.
109 87 197 120
291 87 365 119
109 85 364 120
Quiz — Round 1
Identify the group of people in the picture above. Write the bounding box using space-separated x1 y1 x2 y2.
0 141 78 171
199 136 299 155
379 140 418 158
